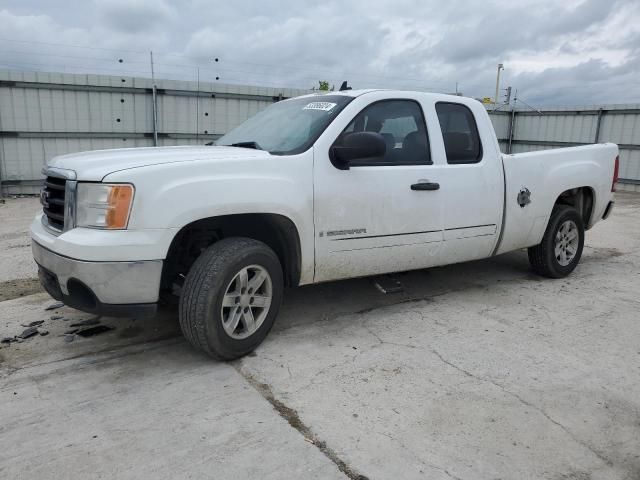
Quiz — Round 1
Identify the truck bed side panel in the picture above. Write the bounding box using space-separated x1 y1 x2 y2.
496 143 617 255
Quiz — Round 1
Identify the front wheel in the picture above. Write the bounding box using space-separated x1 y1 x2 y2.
528 205 585 278
179 237 283 360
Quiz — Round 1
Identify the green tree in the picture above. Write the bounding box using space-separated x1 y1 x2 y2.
318 80 329 91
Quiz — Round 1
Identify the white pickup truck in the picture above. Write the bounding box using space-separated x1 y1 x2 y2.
31 90 619 359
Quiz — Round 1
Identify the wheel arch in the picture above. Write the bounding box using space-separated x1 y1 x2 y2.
161 213 302 297
553 186 595 229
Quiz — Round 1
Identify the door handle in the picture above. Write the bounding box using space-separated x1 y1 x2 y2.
411 182 440 191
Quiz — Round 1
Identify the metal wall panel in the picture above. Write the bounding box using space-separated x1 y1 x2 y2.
488 104 640 186
489 113 510 140
512 113 598 144
619 149 640 181
0 88 150 133
3 68 640 195
0 69 310 194
1 137 154 176
509 143 557 154
599 113 640 145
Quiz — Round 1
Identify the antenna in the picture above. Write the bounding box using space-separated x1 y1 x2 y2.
149 51 155 82
339 81 352 91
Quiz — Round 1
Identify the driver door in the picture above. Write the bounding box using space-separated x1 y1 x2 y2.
313 98 444 282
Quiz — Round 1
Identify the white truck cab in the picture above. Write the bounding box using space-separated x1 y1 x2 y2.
31 89 619 359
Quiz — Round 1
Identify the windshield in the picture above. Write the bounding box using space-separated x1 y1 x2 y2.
216 95 354 155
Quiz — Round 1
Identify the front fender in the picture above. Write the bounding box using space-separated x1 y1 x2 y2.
103 153 315 283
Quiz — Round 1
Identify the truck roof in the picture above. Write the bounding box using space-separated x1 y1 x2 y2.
295 89 476 104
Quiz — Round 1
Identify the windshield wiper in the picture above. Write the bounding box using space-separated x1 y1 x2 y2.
228 141 263 150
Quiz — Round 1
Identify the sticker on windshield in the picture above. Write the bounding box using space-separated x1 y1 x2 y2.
303 102 337 112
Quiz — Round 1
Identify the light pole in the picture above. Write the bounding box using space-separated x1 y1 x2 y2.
494 63 504 107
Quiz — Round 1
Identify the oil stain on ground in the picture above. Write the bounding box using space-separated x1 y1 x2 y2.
117 325 144 339
0 278 43 302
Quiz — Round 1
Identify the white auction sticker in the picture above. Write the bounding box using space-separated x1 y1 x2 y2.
303 102 337 111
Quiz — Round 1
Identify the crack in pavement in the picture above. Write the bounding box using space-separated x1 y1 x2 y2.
428 348 615 469
354 313 617 474
244 319 469 480
233 362 370 480
373 428 465 480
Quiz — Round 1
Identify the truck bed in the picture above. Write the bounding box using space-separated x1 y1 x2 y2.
495 143 618 255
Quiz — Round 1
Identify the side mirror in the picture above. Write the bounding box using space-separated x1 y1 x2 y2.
330 132 386 170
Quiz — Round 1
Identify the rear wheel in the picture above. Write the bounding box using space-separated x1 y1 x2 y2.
528 205 585 278
179 237 283 360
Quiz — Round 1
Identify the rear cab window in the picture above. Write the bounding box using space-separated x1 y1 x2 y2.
435 102 483 164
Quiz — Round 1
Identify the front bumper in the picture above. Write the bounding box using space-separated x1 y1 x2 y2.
33 241 162 317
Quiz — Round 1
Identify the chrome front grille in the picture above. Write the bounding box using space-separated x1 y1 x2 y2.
40 167 77 234
42 176 66 231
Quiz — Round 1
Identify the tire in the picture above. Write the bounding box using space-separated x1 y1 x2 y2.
179 237 283 360
528 205 585 278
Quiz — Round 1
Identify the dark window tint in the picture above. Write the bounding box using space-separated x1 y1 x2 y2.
334 100 431 165
436 102 482 164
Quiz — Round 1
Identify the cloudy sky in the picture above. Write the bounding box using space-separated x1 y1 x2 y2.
1 0 639 105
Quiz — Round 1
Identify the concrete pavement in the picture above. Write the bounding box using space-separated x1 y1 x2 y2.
1 194 640 479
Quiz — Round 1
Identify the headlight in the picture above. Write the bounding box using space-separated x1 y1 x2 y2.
76 183 134 229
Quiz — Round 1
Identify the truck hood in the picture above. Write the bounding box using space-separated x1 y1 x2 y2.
47 146 272 181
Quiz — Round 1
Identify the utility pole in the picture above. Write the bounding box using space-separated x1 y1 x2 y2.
494 63 504 108
150 51 158 147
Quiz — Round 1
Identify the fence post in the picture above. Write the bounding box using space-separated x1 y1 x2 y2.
594 108 604 143
507 108 516 154
0 146 4 198
0 101 4 198
150 51 158 146
151 86 159 146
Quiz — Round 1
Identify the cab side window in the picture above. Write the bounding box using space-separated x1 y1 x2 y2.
435 102 482 164
334 100 431 166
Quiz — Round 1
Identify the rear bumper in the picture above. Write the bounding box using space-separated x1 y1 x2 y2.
602 201 615 220
33 241 161 317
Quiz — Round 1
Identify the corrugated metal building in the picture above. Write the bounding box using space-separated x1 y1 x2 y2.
0 69 309 194
1 69 639 194
489 105 640 191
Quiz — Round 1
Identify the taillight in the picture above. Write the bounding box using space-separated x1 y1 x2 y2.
612 155 619 192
